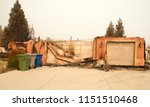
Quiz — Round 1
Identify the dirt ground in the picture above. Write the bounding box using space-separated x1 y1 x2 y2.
0 66 150 90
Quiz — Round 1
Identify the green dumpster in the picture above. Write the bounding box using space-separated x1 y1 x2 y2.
17 54 31 71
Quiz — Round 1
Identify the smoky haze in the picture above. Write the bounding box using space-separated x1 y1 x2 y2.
0 0 150 45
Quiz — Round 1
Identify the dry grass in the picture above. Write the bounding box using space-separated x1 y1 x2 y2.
0 60 7 74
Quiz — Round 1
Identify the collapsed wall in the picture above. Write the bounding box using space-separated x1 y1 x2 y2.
53 40 93 59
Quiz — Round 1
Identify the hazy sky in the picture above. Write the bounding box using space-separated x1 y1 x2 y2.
0 0 150 44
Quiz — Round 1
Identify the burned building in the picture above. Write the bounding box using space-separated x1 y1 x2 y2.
93 37 145 66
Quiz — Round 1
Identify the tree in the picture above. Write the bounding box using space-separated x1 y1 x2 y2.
1 27 11 48
0 26 2 35
0 26 8 47
29 24 35 39
38 36 41 42
4 0 30 45
115 18 125 37
0 25 4 46
105 21 115 37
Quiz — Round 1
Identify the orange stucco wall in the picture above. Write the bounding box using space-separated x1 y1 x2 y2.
23 40 34 53
35 41 42 53
93 36 145 66
40 41 48 64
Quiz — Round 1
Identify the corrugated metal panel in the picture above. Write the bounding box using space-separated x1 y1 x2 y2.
106 42 135 66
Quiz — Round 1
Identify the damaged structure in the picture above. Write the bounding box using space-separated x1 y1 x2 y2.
7 36 146 68
7 40 81 67
93 37 145 66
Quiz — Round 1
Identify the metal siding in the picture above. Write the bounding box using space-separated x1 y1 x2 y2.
107 42 135 66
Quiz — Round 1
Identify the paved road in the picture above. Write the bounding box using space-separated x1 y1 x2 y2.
0 66 150 90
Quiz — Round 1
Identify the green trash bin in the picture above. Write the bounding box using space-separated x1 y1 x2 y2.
17 54 31 71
